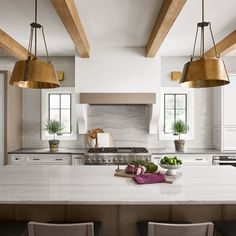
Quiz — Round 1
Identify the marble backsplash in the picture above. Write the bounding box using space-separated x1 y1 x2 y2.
22 90 213 149
86 97 213 149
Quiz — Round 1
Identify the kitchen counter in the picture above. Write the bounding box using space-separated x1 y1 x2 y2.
8 148 86 154
0 165 236 205
9 148 236 155
149 148 236 155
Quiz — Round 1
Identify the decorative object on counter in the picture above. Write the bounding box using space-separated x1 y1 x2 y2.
160 156 183 176
87 128 104 148
44 120 64 152
9 0 59 89
171 71 182 81
172 120 187 152
180 0 229 88
97 133 113 147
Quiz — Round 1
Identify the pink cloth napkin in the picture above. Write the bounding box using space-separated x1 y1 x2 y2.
133 172 166 184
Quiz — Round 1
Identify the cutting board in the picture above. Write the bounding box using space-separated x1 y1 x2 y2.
114 169 173 184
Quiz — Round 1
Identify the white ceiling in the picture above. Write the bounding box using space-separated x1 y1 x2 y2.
0 0 235 56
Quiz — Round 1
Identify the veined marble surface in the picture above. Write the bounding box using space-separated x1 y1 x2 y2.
0 165 236 205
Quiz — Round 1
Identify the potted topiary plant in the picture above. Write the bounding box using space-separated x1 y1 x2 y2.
44 120 64 152
172 120 187 152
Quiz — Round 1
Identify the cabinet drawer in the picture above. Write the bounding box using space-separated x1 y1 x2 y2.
9 154 26 164
177 155 212 166
25 154 71 165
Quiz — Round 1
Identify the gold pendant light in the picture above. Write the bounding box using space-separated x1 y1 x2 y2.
180 0 229 88
10 0 59 89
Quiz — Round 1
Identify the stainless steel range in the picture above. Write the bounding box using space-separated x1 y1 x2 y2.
84 147 151 165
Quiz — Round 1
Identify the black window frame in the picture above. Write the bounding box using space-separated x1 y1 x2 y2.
164 93 187 134
48 93 72 134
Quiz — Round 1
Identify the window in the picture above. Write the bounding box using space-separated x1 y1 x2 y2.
48 93 72 134
41 87 77 140
164 94 187 134
159 87 194 140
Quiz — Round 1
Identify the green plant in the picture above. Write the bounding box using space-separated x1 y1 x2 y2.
172 120 187 140
44 120 64 140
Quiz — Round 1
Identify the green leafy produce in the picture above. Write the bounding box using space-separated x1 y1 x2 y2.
160 156 182 166
131 160 158 173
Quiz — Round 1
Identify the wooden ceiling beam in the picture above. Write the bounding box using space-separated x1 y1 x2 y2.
146 0 187 58
51 0 90 58
205 30 236 58
0 29 29 60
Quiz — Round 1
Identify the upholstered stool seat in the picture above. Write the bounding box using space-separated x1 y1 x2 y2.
29 221 102 236
137 221 213 236
0 221 28 236
214 222 236 236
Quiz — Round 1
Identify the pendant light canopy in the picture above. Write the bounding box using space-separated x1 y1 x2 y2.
10 0 59 89
180 0 229 88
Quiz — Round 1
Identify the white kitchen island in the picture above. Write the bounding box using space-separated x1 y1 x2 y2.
0 165 236 236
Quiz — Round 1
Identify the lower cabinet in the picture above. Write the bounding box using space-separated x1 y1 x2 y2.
9 154 72 165
152 154 212 166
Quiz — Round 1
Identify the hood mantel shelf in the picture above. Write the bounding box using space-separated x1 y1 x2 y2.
79 93 156 105
76 93 158 135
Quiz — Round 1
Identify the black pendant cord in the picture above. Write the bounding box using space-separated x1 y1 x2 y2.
209 23 220 58
190 0 221 60
41 26 51 63
26 0 51 62
201 0 205 57
34 0 37 58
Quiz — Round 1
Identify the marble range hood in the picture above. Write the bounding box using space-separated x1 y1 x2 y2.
75 93 159 135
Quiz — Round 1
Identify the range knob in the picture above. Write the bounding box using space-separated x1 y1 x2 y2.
113 158 118 163
92 158 96 163
102 158 107 163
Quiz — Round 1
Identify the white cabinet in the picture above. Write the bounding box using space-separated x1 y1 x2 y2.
152 154 212 166
213 75 236 150
9 154 72 165
0 74 5 167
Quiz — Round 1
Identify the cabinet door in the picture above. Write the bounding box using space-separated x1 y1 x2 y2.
9 154 26 165
223 127 236 150
223 75 236 126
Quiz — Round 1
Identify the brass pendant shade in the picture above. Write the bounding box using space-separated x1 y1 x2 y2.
9 0 59 89
180 0 229 88
180 58 229 88
10 59 59 89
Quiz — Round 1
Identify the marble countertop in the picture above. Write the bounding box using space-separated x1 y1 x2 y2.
0 165 236 205
9 148 234 155
148 148 235 155
8 148 87 154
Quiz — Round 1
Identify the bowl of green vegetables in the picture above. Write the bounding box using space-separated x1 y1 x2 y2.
159 156 183 176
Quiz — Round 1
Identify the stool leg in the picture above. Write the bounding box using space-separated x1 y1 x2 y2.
214 229 223 236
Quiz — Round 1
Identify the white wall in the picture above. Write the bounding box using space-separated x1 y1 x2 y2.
1 55 236 149
75 47 161 93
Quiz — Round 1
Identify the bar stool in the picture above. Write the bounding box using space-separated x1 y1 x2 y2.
28 221 102 236
0 221 28 236
137 221 214 236
214 222 236 236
